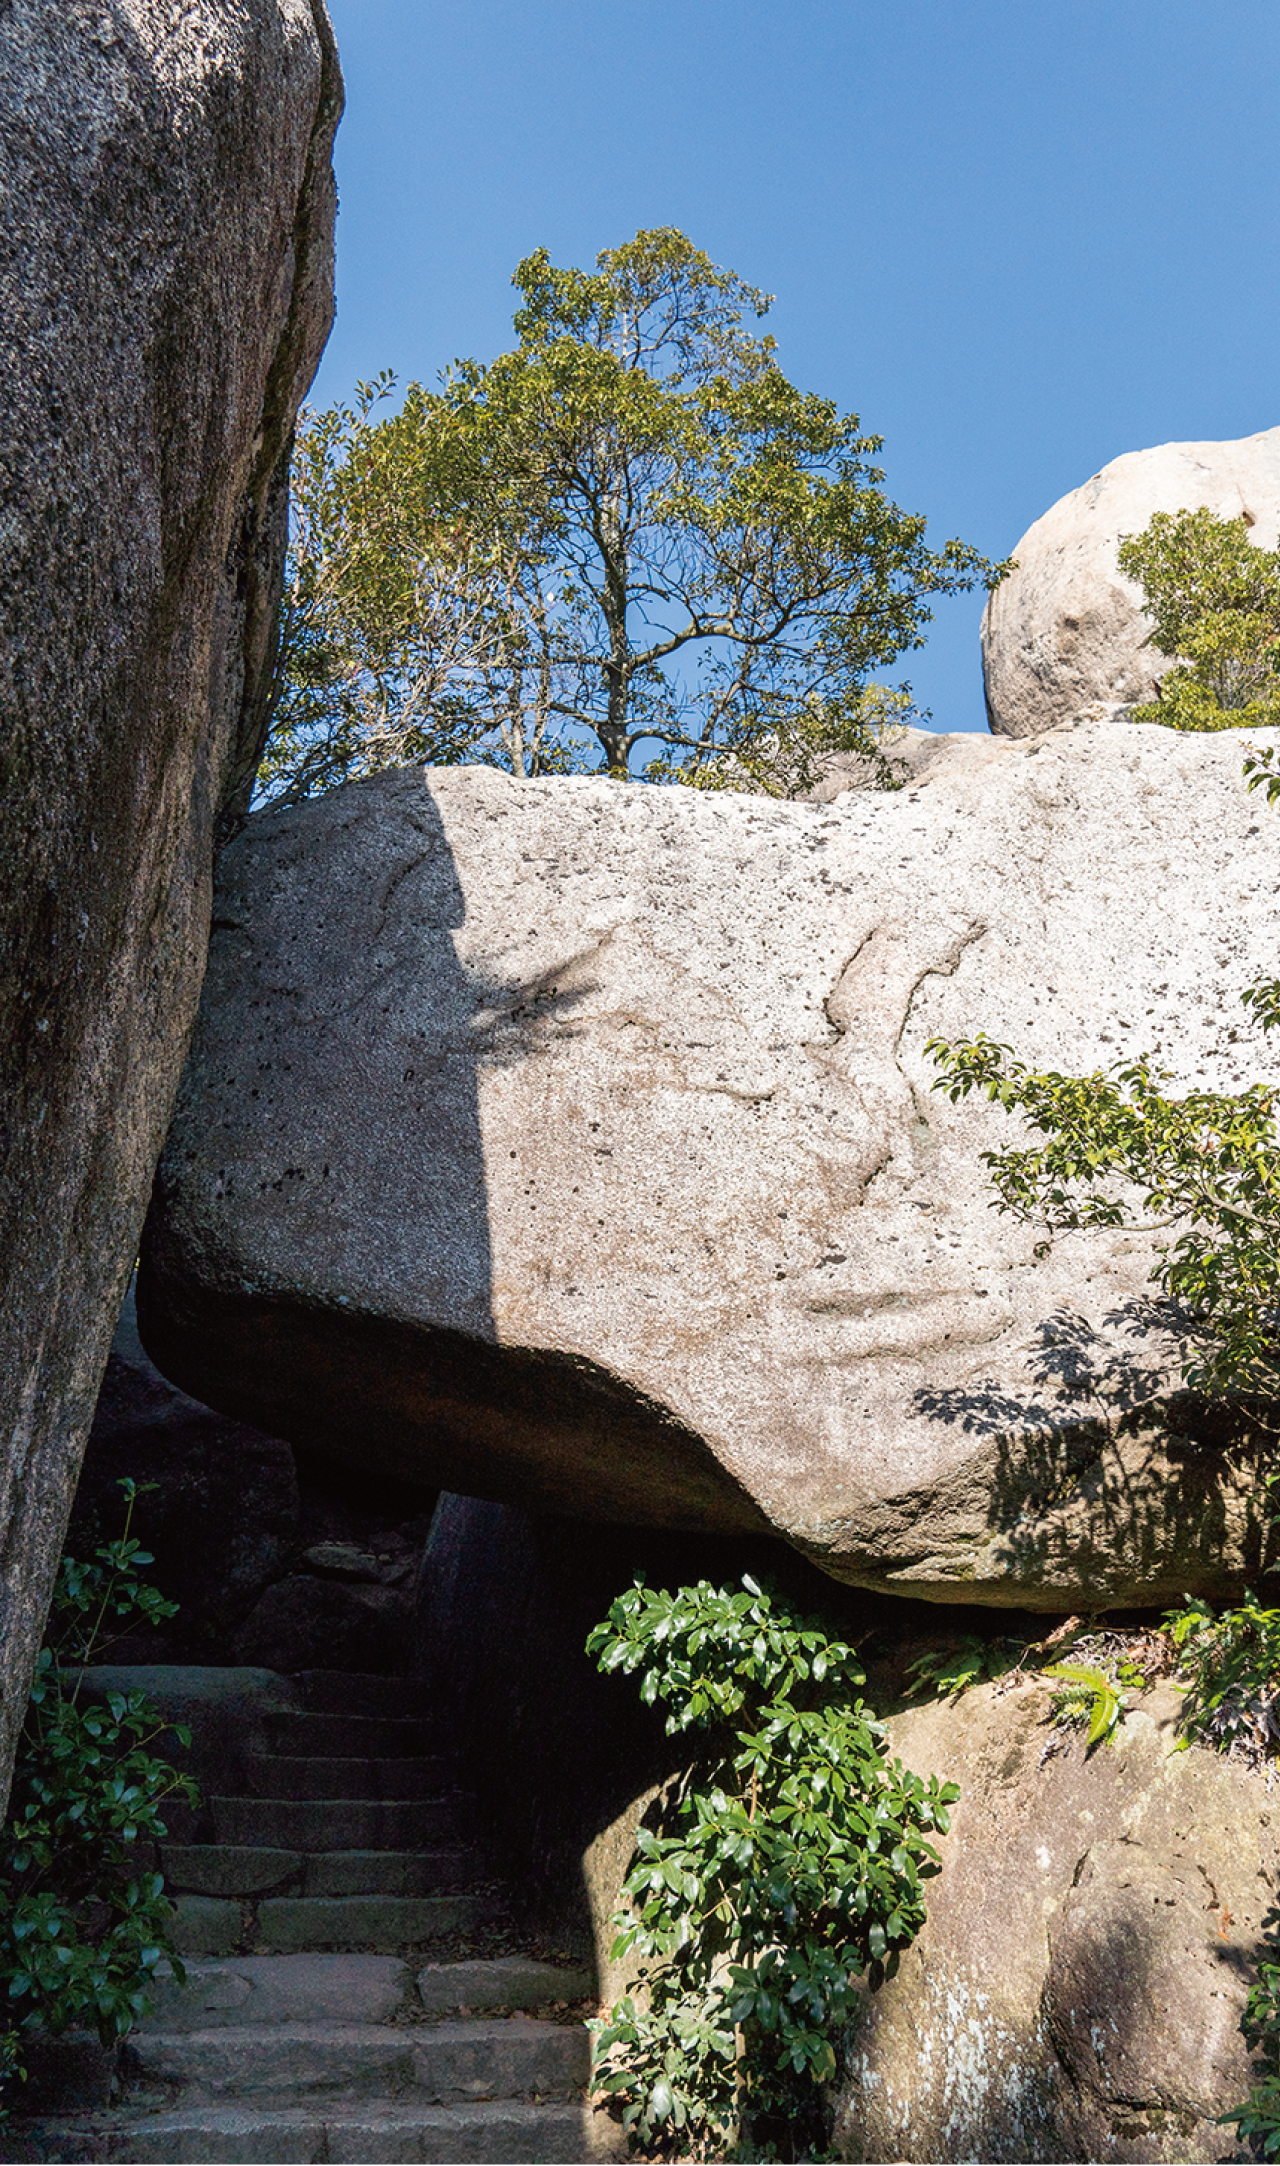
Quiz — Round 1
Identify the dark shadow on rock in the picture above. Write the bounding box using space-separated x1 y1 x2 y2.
413 1493 1010 1965
913 1305 1278 1603
137 775 766 1536
1040 1880 1257 2163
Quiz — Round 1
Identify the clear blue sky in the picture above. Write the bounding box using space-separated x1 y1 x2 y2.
315 0 1280 734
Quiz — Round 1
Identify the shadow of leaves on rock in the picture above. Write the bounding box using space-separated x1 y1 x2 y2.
914 1306 1279 1601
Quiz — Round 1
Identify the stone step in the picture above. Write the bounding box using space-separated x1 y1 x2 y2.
163 1845 300 1898
209 1794 462 1852
171 1892 491 1958
262 1711 438 1758
7 2097 620 2163
146 1954 416 2031
293 1671 431 1718
303 1848 486 1898
252 1894 492 1953
162 1844 487 1900
243 1754 452 1801
417 1956 594 2013
130 2017 589 2104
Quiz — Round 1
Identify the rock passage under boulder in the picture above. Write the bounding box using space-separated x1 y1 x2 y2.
141 721 1280 1610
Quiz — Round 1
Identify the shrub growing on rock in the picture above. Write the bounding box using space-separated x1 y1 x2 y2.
1118 505 1280 732
586 1575 957 2160
930 743 1280 2153
0 1483 197 2099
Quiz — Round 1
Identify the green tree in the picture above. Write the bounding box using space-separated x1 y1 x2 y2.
261 229 1006 801
1118 506 1280 732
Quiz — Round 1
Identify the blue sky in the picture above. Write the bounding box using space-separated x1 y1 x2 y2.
315 1 1280 733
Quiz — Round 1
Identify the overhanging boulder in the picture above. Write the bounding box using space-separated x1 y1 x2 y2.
141 723 1280 1609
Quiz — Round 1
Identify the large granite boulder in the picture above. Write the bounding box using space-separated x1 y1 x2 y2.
834 1677 1272 2164
141 723 1280 1610
982 426 1280 737
0 1 340 1817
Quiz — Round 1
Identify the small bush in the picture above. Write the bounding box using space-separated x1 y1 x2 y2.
0 1481 199 2101
586 1575 957 2161
1117 505 1280 732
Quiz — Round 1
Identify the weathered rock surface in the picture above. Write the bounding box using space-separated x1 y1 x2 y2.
142 724 1280 1609
0 1 340 1818
833 1677 1274 2164
982 425 1280 737
233 1571 410 1673
71 1284 300 1657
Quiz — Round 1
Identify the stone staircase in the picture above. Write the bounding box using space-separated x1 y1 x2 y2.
6 1671 619 2164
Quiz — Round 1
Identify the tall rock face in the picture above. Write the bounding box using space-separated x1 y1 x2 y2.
982 427 1280 737
0 2 340 1818
141 723 1280 1612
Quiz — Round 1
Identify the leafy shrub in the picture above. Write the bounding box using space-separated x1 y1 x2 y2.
0 1482 199 2097
586 1575 958 2160
904 1633 1024 1701
1166 1592 1280 1763
1117 506 1280 733
1221 1901 1280 2156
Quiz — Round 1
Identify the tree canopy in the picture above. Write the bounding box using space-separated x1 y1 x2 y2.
1119 506 1280 733
259 229 1006 802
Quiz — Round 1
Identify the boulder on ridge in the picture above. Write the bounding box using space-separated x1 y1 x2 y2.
141 723 1280 1610
0 0 340 1817
982 426 1280 737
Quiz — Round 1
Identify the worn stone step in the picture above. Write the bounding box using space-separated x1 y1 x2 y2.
417 1956 595 2013
209 1795 462 1852
163 1844 486 1901
163 1844 301 1898
243 1754 451 1801
262 1711 437 1758
253 1893 491 1953
171 1897 246 1957
305 1848 486 1898
145 1954 415 2031
131 2017 590 2102
6 2098 620 2163
293 1671 431 1719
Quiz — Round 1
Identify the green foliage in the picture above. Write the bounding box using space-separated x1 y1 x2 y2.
1117 507 1280 732
904 1634 1023 1701
1042 1660 1127 1750
586 1575 957 2159
263 227 1006 800
928 734 1280 2155
0 1483 198 2090
927 1024 1280 1402
1221 1903 1280 2155
1184 1601 1280 2151
1165 1591 1280 1760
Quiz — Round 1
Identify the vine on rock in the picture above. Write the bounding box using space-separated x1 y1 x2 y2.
586 1575 957 2160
